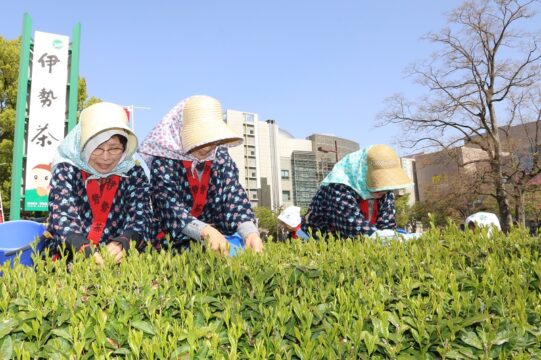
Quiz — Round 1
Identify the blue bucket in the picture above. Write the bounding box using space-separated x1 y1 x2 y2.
226 234 245 257
0 220 46 268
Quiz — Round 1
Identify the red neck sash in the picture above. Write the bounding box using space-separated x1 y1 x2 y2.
291 224 301 239
81 171 121 244
182 161 213 218
359 199 379 225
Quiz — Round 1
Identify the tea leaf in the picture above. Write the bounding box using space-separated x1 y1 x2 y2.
0 336 13 360
460 330 483 350
0 319 18 339
50 328 72 343
131 321 155 336
112 348 132 355
462 314 490 328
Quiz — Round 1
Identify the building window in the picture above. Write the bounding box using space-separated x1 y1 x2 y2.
251 172 256 177
282 191 291 201
281 170 290 179
243 113 254 123
250 150 255 156
252 193 257 199
249 129 254 134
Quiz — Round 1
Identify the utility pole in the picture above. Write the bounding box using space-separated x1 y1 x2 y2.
124 105 151 133
317 140 339 162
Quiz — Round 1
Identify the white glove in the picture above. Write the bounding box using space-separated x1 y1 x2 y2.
370 229 422 242
369 229 396 239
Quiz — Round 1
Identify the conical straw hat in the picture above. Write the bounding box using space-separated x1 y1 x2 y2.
366 144 412 192
181 95 243 153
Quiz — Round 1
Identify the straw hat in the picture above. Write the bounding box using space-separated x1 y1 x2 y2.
278 206 302 228
181 95 243 153
366 144 412 192
79 102 138 159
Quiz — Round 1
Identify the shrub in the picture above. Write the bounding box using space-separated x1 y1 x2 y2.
1 227 540 358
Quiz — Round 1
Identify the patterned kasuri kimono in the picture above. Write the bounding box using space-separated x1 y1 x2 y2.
139 99 258 251
302 147 398 239
44 124 152 256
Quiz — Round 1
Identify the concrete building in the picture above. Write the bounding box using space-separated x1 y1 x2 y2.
225 109 360 210
276 131 314 208
414 146 488 204
224 110 261 207
291 151 318 208
307 134 360 183
225 107 467 213
222 101 541 225
225 109 314 210
465 120 539 173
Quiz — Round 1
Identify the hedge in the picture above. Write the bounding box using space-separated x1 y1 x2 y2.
1 226 540 359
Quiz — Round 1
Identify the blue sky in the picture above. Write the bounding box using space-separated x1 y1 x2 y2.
2 1 485 153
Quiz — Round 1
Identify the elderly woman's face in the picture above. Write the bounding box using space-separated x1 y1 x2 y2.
190 144 217 160
88 136 125 173
371 191 386 199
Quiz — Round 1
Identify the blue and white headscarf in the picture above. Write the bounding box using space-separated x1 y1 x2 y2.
52 123 136 181
320 146 374 200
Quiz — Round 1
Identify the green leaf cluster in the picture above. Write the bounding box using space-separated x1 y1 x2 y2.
0 36 21 212
1 227 541 358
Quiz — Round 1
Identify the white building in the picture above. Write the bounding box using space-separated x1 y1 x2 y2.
225 110 312 210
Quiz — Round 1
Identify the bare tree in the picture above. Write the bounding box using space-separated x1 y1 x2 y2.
379 0 541 232
504 90 541 224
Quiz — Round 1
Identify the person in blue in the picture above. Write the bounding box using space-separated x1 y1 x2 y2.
139 95 264 255
302 144 413 239
43 102 152 264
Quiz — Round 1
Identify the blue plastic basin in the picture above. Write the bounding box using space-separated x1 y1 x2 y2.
0 220 46 268
226 234 245 257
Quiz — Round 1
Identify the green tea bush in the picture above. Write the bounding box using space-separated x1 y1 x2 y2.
1 226 540 359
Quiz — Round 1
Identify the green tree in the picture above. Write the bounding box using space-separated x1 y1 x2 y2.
0 36 20 213
78 77 102 110
253 206 279 240
0 37 20 110
395 193 411 228
410 201 450 229
524 187 541 225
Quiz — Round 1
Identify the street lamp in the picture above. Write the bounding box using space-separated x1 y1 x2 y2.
317 140 339 163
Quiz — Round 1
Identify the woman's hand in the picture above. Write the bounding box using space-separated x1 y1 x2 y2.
92 241 124 265
93 252 105 266
244 232 264 253
201 225 229 255
105 241 125 263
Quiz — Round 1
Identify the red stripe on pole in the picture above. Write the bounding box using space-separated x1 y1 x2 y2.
124 107 131 122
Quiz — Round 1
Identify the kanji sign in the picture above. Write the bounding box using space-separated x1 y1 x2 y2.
24 31 69 211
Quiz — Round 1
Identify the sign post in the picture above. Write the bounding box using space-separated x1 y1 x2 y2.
9 13 81 219
24 31 70 211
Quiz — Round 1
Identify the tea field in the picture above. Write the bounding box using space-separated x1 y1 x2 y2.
1 226 540 359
